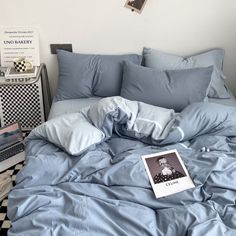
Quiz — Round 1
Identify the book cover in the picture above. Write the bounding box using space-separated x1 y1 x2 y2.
5 66 38 78
142 149 195 198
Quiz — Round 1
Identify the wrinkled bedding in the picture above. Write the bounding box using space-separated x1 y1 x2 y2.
8 97 236 236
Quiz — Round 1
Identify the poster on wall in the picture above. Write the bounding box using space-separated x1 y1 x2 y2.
124 0 148 14
0 27 40 67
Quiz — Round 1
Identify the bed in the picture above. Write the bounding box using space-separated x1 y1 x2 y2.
7 48 236 236
48 94 236 120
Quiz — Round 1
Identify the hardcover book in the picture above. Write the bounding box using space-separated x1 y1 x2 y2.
5 66 38 78
142 149 195 198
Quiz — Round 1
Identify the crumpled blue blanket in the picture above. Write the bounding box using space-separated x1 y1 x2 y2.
7 97 236 236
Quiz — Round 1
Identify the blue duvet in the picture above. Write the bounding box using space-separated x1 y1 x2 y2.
7 97 236 235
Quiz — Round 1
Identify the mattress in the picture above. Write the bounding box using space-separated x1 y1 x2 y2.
48 94 236 120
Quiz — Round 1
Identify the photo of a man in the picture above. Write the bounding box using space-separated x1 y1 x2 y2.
142 150 195 198
144 152 186 184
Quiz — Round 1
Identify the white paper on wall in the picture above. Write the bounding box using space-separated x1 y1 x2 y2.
0 27 40 67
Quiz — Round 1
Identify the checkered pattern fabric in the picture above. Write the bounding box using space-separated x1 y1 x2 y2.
0 84 43 130
13 61 27 72
0 162 24 235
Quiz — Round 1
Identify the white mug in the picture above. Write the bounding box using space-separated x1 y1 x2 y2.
13 57 33 72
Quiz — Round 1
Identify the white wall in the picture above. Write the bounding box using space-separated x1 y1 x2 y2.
1 0 236 97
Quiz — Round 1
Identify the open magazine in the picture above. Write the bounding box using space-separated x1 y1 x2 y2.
142 149 195 198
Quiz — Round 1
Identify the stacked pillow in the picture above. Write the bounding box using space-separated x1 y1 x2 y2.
120 61 213 112
56 50 141 101
142 47 229 99
56 47 229 112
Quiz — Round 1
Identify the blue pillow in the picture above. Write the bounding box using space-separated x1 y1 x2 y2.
143 47 230 99
56 50 141 101
120 61 213 112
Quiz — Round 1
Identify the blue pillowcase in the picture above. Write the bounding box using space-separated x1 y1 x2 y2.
56 50 141 101
120 61 213 112
163 102 236 144
143 47 230 99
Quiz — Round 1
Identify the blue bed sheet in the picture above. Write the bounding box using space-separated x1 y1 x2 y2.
7 97 236 236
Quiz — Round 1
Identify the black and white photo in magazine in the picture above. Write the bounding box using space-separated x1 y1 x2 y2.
145 152 186 184
142 150 195 198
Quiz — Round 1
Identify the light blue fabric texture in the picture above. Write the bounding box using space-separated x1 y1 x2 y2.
163 102 236 144
7 97 236 236
56 50 94 100
48 97 102 120
87 97 175 142
121 61 213 111
32 112 105 155
56 50 140 101
47 94 236 121
143 47 230 98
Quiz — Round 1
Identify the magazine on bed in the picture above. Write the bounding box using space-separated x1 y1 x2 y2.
142 149 195 198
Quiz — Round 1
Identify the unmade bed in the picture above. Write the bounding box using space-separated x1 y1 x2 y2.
7 48 236 236
48 94 236 120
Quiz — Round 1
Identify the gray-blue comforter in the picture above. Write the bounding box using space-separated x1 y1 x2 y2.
7 97 236 235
